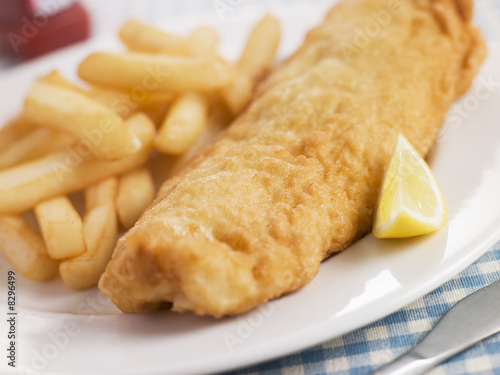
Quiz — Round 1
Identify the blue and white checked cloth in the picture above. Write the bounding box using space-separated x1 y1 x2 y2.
2 1 500 374
84 1 500 374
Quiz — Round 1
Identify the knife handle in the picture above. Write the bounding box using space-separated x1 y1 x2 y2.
371 350 441 375
371 278 500 375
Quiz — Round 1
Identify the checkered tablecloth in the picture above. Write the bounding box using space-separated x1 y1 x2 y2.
2 1 500 374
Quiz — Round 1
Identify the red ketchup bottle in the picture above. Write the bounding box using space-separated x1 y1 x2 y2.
0 0 90 59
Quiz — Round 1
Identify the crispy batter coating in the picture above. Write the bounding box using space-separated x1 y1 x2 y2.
99 0 486 317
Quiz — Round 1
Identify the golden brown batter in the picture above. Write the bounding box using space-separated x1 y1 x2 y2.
99 0 486 317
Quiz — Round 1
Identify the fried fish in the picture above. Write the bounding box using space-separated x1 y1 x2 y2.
99 0 486 317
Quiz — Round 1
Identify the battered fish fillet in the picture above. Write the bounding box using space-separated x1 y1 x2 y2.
99 0 486 317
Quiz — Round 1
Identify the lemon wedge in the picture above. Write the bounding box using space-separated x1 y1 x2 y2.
373 134 447 238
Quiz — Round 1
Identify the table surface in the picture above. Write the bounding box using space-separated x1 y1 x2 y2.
2 1 500 374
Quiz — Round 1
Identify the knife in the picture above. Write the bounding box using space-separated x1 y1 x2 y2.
371 278 500 375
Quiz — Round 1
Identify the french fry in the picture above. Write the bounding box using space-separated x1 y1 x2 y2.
84 86 128 116
24 81 141 160
138 91 176 106
0 113 155 214
38 71 130 118
0 115 37 152
34 196 86 259
119 20 189 55
59 204 117 290
0 128 74 170
60 177 119 289
0 214 58 281
187 26 219 56
221 14 280 114
116 167 155 229
87 84 175 119
154 92 209 155
38 71 139 118
119 21 218 57
85 177 118 212
219 72 253 114
39 70 85 93
78 52 235 92
237 14 280 78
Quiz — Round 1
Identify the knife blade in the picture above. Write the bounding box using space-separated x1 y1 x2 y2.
371 278 500 375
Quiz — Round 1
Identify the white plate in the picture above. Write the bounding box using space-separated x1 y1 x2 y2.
1 3 500 375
